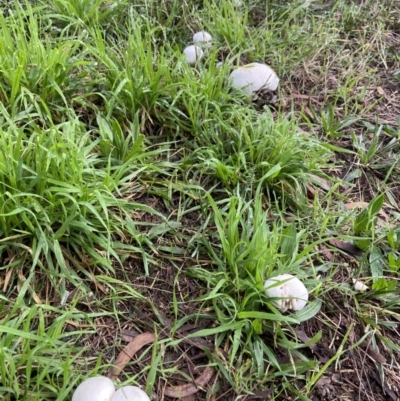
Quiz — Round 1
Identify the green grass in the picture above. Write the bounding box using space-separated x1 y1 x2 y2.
0 0 399 400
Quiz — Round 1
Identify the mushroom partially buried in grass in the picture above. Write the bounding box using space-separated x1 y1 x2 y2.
193 31 213 48
112 386 150 401
183 45 204 66
72 376 115 401
264 274 309 313
229 62 279 94
72 376 150 401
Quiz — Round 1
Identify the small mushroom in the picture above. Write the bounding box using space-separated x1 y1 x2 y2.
193 31 213 47
183 45 204 66
229 63 279 94
264 274 308 313
353 279 369 293
111 386 150 401
72 376 115 401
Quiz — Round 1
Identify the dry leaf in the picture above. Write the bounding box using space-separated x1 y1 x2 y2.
344 201 369 210
377 86 385 96
328 239 363 256
316 376 332 387
361 342 387 364
309 174 331 191
3 268 12 292
244 389 274 400
318 244 334 261
163 367 214 398
344 202 389 220
294 329 318 351
18 271 42 304
108 332 156 379
120 329 141 342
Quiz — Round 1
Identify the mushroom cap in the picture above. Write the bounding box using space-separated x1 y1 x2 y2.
264 274 308 313
229 63 279 94
193 31 213 46
183 45 204 66
111 386 150 401
72 376 115 401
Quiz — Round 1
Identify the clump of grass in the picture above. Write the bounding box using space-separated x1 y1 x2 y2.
0 109 163 294
188 108 331 206
0 287 91 401
185 185 322 395
0 4 91 114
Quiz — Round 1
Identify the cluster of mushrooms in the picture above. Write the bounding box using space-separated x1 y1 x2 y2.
184 34 310 312
183 31 279 96
72 376 150 401
184 33 310 312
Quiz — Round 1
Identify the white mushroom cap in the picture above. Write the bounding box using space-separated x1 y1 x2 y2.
111 386 150 401
183 45 204 66
72 376 115 401
264 274 308 313
229 63 279 94
193 31 213 47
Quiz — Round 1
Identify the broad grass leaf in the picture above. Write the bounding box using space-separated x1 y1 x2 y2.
369 248 383 280
280 222 298 264
292 299 322 322
237 311 299 324
186 321 245 338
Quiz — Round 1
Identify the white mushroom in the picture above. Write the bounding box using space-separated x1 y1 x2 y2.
183 45 204 66
72 376 115 401
353 279 369 293
229 63 279 94
264 274 308 313
193 31 213 47
111 386 150 401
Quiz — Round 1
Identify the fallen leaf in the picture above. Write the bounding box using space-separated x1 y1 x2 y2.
18 271 42 304
317 244 334 261
344 202 389 220
108 332 156 379
361 341 387 364
276 355 302 364
120 329 141 342
377 86 385 96
304 106 315 120
3 268 12 292
163 367 214 398
294 329 318 351
344 201 369 210
244 389 274 400
316 376 332 387
181 395 197 401
309 174 331 191
328 239 363 256
332 373 343 383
